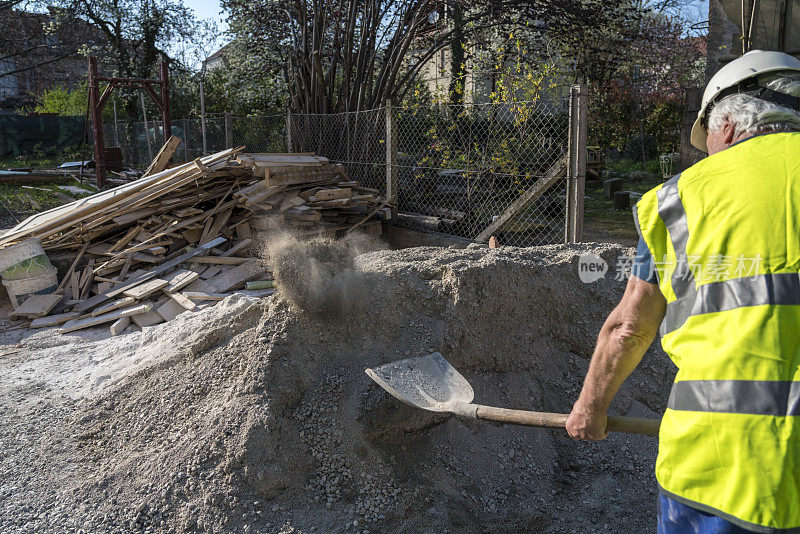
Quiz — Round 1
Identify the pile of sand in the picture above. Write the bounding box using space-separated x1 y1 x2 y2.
0 241 674 533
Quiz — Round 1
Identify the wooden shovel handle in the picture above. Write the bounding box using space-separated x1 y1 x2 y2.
474 405 660 437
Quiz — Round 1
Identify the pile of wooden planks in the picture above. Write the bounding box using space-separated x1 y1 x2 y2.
0 148 389 334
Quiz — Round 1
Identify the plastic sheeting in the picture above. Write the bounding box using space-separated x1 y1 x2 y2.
0 115 85 156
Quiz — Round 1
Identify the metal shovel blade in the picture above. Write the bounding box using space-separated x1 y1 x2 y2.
365 352 474 413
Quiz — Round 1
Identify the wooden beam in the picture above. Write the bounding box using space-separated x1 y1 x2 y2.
162 269 200 293
143 136 182 177
122 278 168 300
191 256 251 265
207 260 266 292
10 294 62 318
474 156 568 243
110 316 130 336
30 312 80 328
168 291 196 311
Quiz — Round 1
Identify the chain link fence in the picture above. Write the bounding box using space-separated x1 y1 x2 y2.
290 92 582 246
102 89 586 246
289 108 387 194
103 114 287 168
392 98 570 245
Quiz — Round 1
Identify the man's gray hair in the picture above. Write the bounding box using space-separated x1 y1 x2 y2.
708 71 800 135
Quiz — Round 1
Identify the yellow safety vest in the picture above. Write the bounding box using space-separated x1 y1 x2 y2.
634 131 800 532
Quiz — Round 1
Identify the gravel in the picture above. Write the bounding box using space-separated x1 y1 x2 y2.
0 241 675 532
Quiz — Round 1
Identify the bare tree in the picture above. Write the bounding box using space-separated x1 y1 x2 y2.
0 5 93 83
223 0 649 114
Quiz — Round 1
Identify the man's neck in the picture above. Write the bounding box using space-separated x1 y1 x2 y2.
731 128 772 145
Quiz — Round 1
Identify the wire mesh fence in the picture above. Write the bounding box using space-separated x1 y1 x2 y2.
393 99 570 245
289 108 387 194
290 95 575 246
102 93 581 246
103 114 287 168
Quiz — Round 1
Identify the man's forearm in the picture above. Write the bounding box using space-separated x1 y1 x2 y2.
576 321 652 414
566 276 666 441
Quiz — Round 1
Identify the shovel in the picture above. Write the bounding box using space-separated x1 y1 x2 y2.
365 352 660 437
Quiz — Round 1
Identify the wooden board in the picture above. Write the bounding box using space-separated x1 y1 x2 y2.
199 265 222 280
91 297 136 317
162 269 200 293
242 186 285 206
123 278 169 300
143 135 183 177
191 256 251 265
131 310 164 328
279 195 305 211
10 294 62 318
184 291 231 301
285 207 322 222
30 312 80 328
183 278 215 294
169 292 197 311
264 166 341 185
200 208 233 244
0 149 236 248
112 208 156 225
207 260 266 292
110 316 130 336
60 303 153 333
311 188 351 201
156 299 187 322
232 180 269 198
73 236 226 313
221 238 252 257
240 153 327 165
235 221 251 239
181 228 203 244
474 155 567 242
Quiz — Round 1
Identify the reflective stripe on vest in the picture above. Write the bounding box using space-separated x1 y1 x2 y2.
668 380 800 416
663 272 800 334
657 174 695 301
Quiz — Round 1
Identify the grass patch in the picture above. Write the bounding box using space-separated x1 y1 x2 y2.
0 148 96 228
583 158 664 243
0 179 97 223
607 157 663 176
0 147 89 171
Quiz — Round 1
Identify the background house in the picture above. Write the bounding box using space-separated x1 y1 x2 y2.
203 44 230 73
0 7 105 114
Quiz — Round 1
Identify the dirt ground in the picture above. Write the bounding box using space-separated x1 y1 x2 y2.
0 240 674 533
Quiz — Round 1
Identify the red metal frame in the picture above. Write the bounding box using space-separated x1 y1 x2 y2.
88 56 171 188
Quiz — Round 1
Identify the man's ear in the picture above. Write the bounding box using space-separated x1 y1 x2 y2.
720 120 736 147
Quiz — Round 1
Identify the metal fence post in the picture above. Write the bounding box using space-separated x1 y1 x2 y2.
385 100 399 212
200 76 208 155
113 98 119 147
565 84 588 243
286 109 292 152
183 118 190 162
224 112 233 149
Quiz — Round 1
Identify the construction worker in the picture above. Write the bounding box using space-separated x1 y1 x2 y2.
566 50 800 533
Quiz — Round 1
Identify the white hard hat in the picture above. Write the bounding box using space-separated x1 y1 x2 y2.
691 50 800 152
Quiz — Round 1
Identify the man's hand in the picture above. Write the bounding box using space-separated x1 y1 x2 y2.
566 401 609 441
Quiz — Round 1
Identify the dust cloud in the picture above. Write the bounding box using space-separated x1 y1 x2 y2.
260 231 386 316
